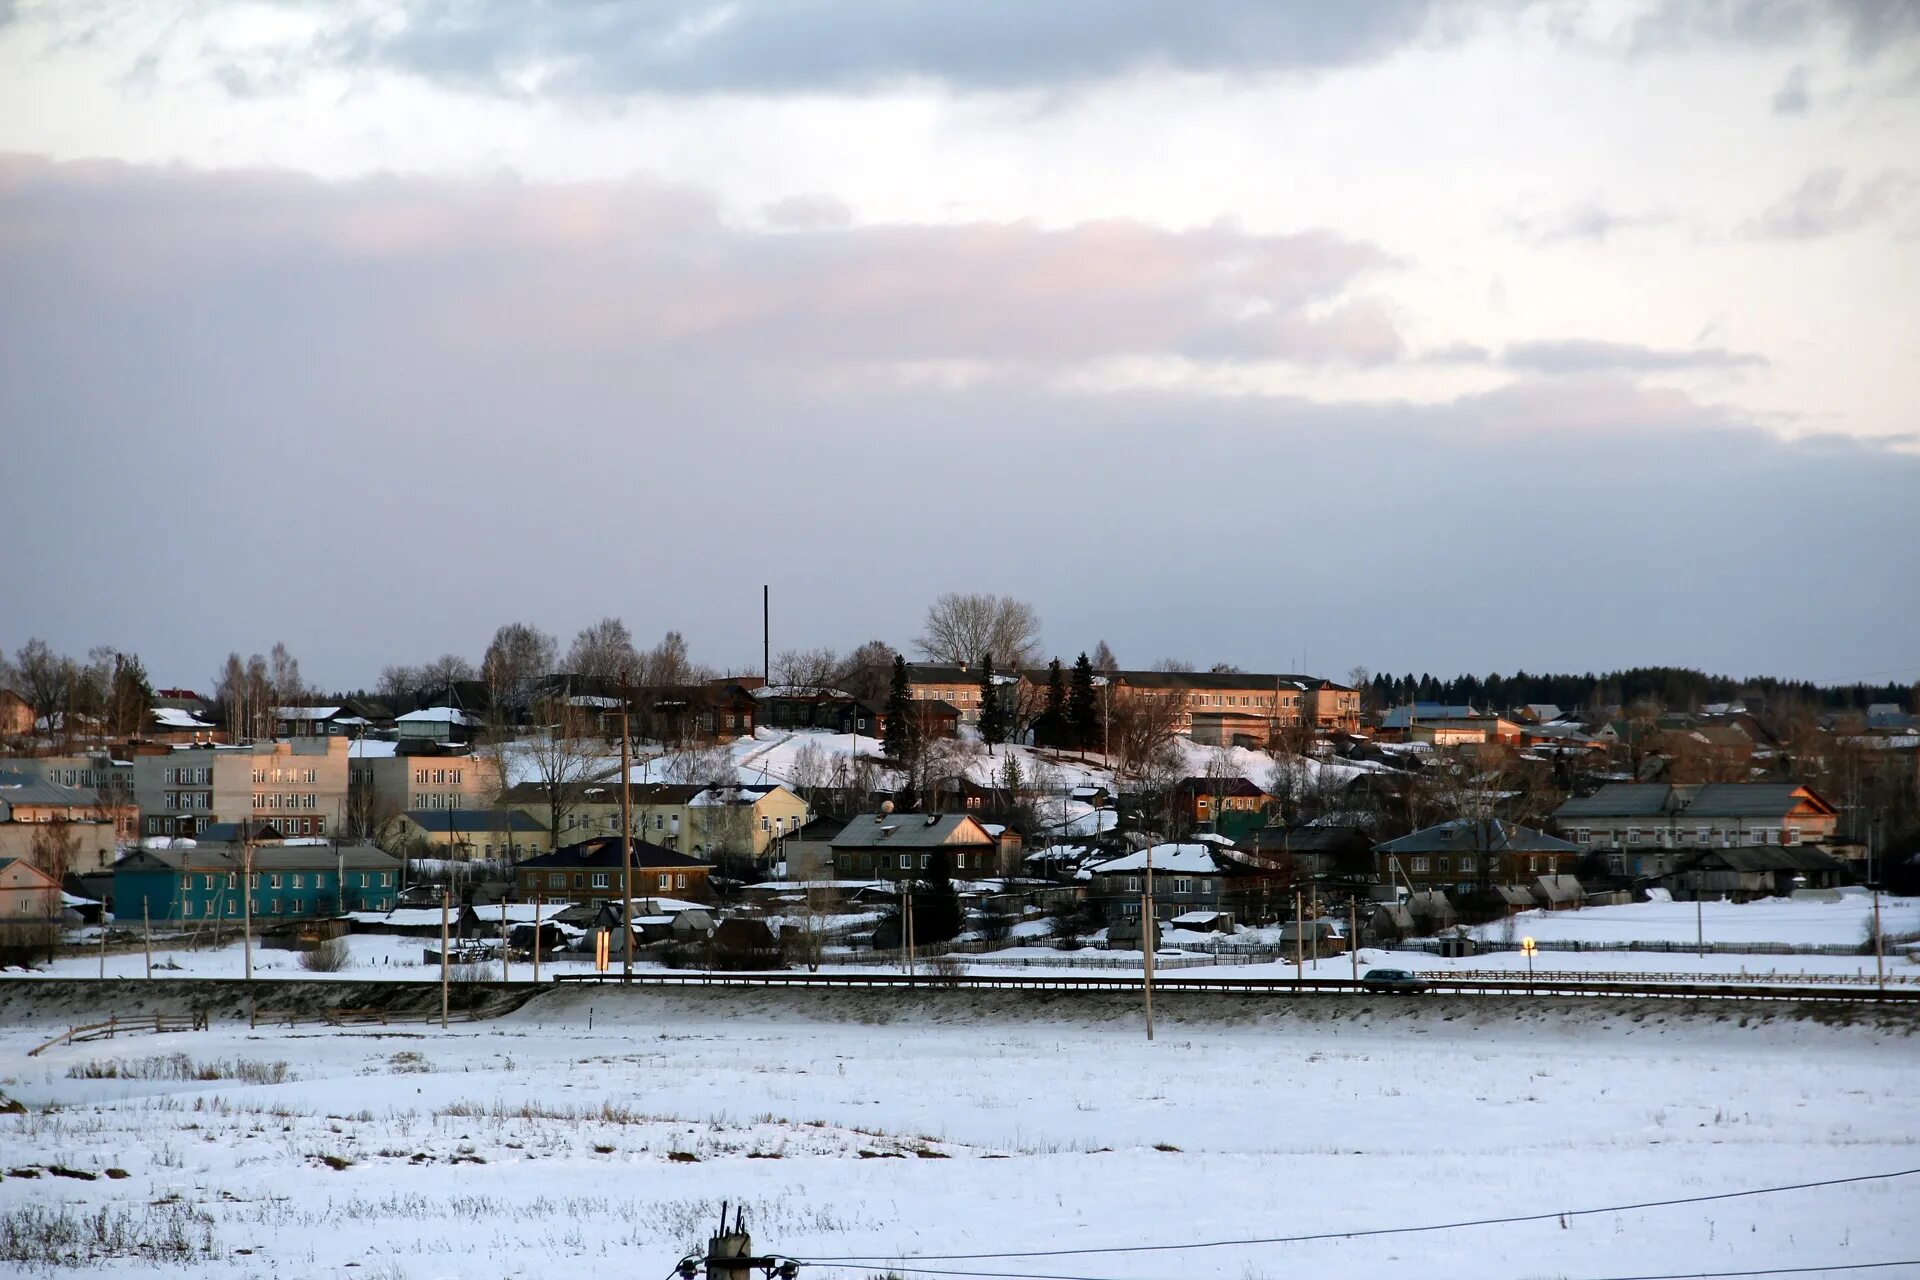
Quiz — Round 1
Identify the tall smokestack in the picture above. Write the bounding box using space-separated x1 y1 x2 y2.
763 584 770 682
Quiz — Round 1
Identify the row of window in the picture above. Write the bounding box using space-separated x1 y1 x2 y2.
1577 826 1803 846
255 792 319 810
1403 854 1558 875
165 792 213 810
1116 876 1210 894
523 871 692 892
411 793 466 809
164 767 213 785
411 768 465 785
183 871 393 890
183 894 394 917
251 767 320 785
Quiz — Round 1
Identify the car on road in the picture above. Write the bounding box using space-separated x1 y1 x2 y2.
1358 967 1431 993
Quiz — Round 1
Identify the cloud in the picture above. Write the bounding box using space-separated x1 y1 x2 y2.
1630 0 1920 63
1772 63 1812 114
761 193 854 230
2 155 1912 689
1507 200 1672 245
1500 339 1769 375
276 1 1446 97
1749 166 1918 238
0 153 1400 371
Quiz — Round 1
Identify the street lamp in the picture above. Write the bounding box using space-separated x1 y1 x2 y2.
1521 935 1536 984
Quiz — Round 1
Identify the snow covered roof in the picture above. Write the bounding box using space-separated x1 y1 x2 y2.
398 708 481 726
349 739 399 758
1091 843 1232 874
151 707 215 729
277 706 343 721
752 684 856 700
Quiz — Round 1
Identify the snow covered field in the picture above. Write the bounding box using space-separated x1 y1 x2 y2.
1459 888 1920 949
0 985 1914 1278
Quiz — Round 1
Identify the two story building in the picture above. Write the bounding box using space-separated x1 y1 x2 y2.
1551 783 1841 880
830 812 1002 879
511 836 712 906
112 841 401 924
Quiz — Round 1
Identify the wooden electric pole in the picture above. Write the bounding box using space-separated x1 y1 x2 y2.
621 675 634 984
1142 842 1156 1041
243 838 254 982
439 888 450 1030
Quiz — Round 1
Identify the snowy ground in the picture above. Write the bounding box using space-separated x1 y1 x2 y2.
1454 888 1920 949
0 984 1913 1277
14 888 1920 989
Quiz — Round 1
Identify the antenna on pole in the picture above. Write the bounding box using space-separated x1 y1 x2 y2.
763 585 770 683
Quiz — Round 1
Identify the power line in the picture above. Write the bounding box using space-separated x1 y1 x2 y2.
805 1166 1920 1266
808 1262 1920 1280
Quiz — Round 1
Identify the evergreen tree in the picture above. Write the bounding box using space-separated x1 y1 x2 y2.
1034 658 1067 748
913 849 963 943
977 655 1006 754
106 652 153 739
882 654 919 765
1067 652 1100 753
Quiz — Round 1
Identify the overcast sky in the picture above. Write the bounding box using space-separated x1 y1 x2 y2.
2 1 1917 693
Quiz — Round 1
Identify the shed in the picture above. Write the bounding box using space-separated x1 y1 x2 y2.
710 917 782 969
1534 875 1587 909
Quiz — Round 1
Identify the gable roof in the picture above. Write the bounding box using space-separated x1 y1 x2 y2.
1375 818 1579 855
830 812 995 849
1091 843 1235 875
403 809 550 834
517 836 710 870
0 770 103 808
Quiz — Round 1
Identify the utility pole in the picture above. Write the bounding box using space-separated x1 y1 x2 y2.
439 887 450 1030
1349 896 1359 982
500 898 510 988
243 839 254 982
532 891 542 985
1142 842 1156 1042
142 901 152 980
1696 891 1704 960
1873 884 1885 992
905 878 916 980
621 672 634 984
1294 888 1304 980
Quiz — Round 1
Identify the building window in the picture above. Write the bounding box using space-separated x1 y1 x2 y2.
675 874 687 889
1410 857 1429 874
1173 878 1193 894
268 874 283 889
183 900 194 917
1626 829 1640 844
1458 856 1475 873
291 874 304 889
592 873 609 889
1786 827 1801 845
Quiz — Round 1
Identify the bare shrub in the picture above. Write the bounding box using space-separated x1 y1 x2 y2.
0 1203 217 1266
298 937 351 972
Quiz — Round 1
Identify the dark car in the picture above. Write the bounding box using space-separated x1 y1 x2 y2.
1358 967 1430 993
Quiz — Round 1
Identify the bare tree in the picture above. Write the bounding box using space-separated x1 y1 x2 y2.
566 618 639 682
773 647 844 691
28 819 80 885
12 639 66 723
482 623 557 712
638 629 700 686
376 664 422 710
916 593 1041 669
524 706 608 842
787 741 831 812
839 640 898 703
1150 657 1195 672
1109 687 1189 782
418 654 476 700
1091 640 1119 674
269 641 305 711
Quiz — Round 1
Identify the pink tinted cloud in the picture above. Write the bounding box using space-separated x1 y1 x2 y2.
0 155 1399 368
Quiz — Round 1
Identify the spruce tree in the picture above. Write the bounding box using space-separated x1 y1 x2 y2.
913 849 963 943
882 654 919 765
977 655 1006 754
1035 658 1067 748
1068 652 1100 753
